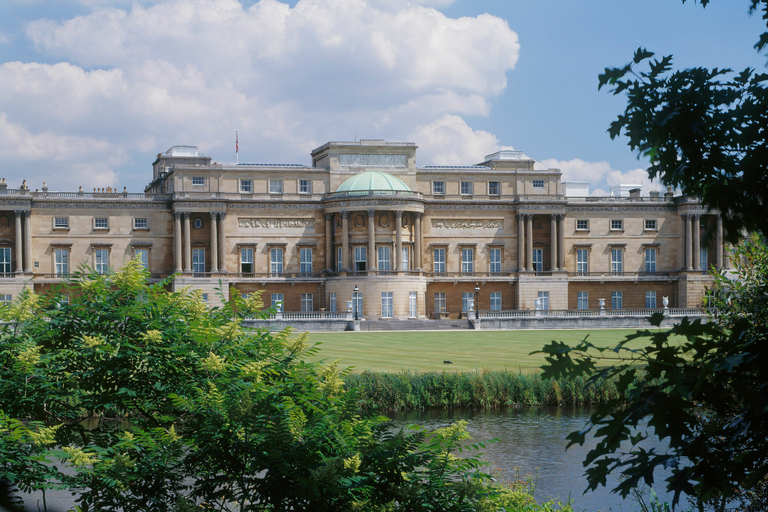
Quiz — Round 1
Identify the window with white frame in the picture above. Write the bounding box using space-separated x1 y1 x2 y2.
611 248 623 274
461 248 474 274
241 293 252 299
432 181 445 195
576 248 589 275
54 217 69 229
576 219 589 231
434 292 446 314
0 294 11 303
460 181 473 195
378 246 391 271
192 176 205 185
270 247 283 274
134 248 149 270
354 246 367 271
353 291 363 318
300 247 313 274
0 248 11 275
462 292 474 313
329 293 337 312
94 248 109 274
381 292 393 318
337 247 343 272
239 179 252 193
301 293 313 312
490 292 502 311
240 248 254 273
538 291 549 310
269 179 283 194
201 293 209 304
612 291 623 309
194 218 203 229
94 217 109 229
646 291 657 309
409 292 417 318
401 246 409 271
533 180 545 189
532 248 543 272
488 181 501 196
645 248 657 273
490 247 501 274
54 248 69 275
700 247 709 271
611 219 624 231
192 248 205 275
577 291 589 310
645 219 657 230
133 218 148 230
433 248 446 274
299 179 312 194
271 293 283 310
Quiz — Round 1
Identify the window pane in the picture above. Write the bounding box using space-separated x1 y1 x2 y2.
462 292 474 313
488 181 500 195
433 248 445 274
94 248 109 274
532 249 543 272
612 249 623 273
355 246 367 271
433 181 445 195
0 248 11 274
646 291 657 309
490 248 501 273
645 248 656 273
269 179 283 194
330 293 337 312
192 249 205 274
55 249 69 275
271 293 283 309
490 292 501 311
409 292 417 318
241 248 254 273
337 247 343 272
381 292 393 318
402 247 409 271
300 248 312 274
612 291 623 309
461 248 474 273
301 293 313 312
577 249 588 274
537 291 549 310
434 292 446 314
577 291 588 310
378 246 391 271
270 248 283 274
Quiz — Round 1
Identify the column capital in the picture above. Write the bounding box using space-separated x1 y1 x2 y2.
219 211 226 220
692 213 701 220
341 210 349 219
182 211 190 219
210 211 218 220
174 211 183 219
395 210 403 218
367 208 376 216
681 213 689 221
325 212 333 221
550 213 558 219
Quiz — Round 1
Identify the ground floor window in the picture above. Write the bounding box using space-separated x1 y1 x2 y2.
329 292 337 312
646 291 657 309
353 291 363 318
577 291 588 310
381 292 393 318
537 291 549 310
434 292 446 314
271 293 283 311
612 291 623 310
301 293 313 312
490 292 501 311
462 292 474 313
409 292 417 318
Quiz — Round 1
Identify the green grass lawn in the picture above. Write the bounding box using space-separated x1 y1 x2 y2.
303 328 667 373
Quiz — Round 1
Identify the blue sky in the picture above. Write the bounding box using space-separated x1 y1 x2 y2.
0 0 765 194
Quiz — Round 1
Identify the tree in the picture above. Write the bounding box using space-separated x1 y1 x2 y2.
0 261 500 511
597 0 768 240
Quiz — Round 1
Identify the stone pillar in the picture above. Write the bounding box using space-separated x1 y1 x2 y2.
716 215 723 269
368 209 376 273
341 211 350 271
516 213 525 272
526 214 534 272
14 211 23 274
23 211 31 274
692 214 701 271
174 212 182 273
683 214 692 271
550 214 557 272
183 213 192 273
210 213 219 273
395 210 403 271
325 213 333 271
219 212 227 272
558 214 565 271
415 213 423 271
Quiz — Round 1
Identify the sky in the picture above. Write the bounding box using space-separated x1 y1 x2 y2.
0 0 765 195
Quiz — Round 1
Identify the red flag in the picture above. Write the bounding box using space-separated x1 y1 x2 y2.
236 131 239 153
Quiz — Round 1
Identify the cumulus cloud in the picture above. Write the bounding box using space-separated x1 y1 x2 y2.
541 158 664 196
411 114 511 165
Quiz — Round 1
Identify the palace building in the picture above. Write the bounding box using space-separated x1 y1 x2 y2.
0 140 725 319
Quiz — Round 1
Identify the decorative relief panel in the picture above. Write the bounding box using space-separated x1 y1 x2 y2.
238 218 315 229
339 154 407 167
431 219 502 229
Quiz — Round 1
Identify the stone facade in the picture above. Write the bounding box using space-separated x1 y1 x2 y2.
0 140 724 318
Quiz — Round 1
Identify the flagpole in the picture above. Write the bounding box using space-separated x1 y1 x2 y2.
236 130 239 164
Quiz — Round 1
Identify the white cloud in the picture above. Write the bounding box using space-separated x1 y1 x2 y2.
411 114 511 165
541 158 663 196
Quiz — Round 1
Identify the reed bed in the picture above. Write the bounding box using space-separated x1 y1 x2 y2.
345 369 618 411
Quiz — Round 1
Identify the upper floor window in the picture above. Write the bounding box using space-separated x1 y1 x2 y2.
461 248 474 274
576 219 589 231
240 248 254 273
0 248 11 275
94 217 109 229
533 180 545 188
54 217 69 229
611 219 624 231
488 181 501 196
577 248 589 275
94 248 109 274
269 179 283 194
133 218 148 230
378 246 391 272
299 179 312 194
432 181 445 195
532 248 543 272
54 247 69 275
489 247 501 274
270 247 284 274
239 179 252 193
192 176 205 185
300 247 313 274
355 246 367 272
645 219 657 230
433 248 445 274
134 248 149 270
645 248 657 273
611 248 624 274
460 181 473 195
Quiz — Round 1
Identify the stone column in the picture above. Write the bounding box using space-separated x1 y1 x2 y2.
368 209 376 273
558 214 565 271
716 215 723 269
683 214 692 271
14 211 23 274
341 211 350 271
210 212 219 273
23 211 31 274
174 213 182 273
526 214 534 272
219 212 227 272
395 210 403 271
692 214 701 271
518 214 525 271
325 213 333 271
550 214 557 272
415 213 423 271
183 213 192 273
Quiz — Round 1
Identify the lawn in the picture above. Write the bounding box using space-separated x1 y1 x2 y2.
303 328 665 373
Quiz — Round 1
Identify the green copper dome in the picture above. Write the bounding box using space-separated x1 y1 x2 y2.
336 170 411 193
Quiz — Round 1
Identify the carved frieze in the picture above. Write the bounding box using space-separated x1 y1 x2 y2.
238 218 315 229
431 219 502 229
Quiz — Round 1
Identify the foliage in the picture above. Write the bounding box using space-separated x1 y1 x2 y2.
0 261 506 511
535 235 768 511
597 0 768 240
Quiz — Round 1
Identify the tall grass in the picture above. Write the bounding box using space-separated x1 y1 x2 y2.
345 370 618 411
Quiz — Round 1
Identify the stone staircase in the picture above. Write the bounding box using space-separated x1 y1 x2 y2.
357 318 472 331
